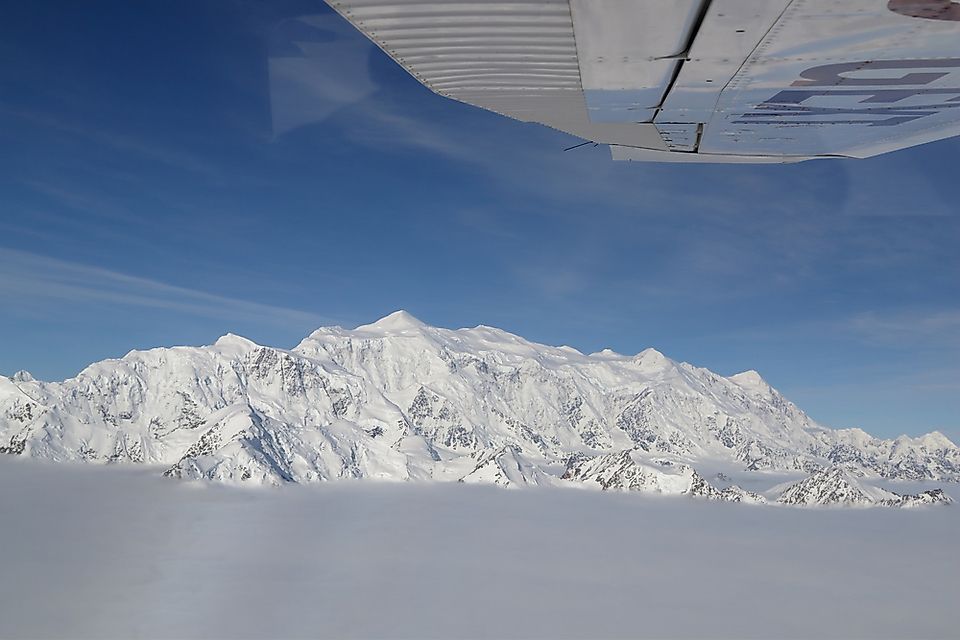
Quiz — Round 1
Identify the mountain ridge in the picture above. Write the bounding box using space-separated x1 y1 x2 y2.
2 311 957 506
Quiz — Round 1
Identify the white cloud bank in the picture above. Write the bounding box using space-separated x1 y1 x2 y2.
0 460 956 640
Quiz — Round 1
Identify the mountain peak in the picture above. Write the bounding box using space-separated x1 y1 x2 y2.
917 431 956 449
592 348 622 358
358 310 427 332
633 348 671 371
10 370 34 383
213 333 258 353
729 370 768 390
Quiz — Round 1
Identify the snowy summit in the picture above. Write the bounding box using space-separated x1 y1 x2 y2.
1 312 956 507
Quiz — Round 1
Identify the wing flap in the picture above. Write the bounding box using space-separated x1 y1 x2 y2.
569 0 705 123
656 0 793 125
690 0 960 158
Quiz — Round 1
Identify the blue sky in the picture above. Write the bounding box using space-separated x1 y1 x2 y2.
1 0 958 440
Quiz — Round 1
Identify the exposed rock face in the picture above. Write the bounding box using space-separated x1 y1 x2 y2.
1 311 957 508
895 489 954 508
562 450 767 504
458 445 550 488
777 467 954 508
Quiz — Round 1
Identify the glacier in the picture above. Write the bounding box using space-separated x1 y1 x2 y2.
2 310 957 506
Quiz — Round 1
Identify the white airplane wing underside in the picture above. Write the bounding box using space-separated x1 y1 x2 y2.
325 0 960 162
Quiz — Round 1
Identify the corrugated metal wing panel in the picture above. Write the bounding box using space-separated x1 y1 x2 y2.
326 0 668 149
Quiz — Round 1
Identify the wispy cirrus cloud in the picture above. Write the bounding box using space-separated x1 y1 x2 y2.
0 248 331 328
846 309 960 348
1 106 227 181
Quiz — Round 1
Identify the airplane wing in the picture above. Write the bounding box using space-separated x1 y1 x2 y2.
323 0 960 162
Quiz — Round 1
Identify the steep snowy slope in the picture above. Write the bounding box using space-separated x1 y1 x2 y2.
1 311 957 504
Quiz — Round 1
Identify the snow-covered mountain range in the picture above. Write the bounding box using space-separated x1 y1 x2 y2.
2 311 956 507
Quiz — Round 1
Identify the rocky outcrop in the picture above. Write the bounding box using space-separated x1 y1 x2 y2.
777 466 953 508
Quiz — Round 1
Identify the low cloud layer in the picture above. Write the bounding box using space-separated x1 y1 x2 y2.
0 461 956 640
